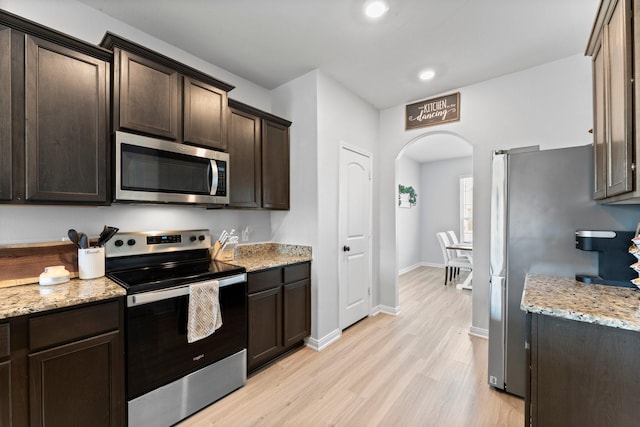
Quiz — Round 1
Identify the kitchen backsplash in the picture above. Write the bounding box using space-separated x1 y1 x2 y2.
0 205 271 245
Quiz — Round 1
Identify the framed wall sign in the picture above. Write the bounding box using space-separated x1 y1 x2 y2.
405 92 460 130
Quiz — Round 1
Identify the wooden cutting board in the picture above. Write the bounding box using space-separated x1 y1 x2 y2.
0 241 79 288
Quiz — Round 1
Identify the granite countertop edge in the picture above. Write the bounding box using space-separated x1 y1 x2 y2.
233 242 312 272
521 273 640 332
0 276 126 320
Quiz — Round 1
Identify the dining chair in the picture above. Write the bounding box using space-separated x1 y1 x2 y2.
447 230 465 258
436 232 472 285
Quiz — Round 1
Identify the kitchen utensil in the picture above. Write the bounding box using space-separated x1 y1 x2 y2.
97 225 119 247
218 230 228 245
78 232 89 249
68 229 80 248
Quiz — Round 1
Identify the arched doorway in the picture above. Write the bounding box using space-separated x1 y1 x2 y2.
395 131 473 302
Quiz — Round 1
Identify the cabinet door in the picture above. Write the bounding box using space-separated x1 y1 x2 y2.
248 287 282 370
184 76 227 150
29 331 123 427
119 49 180 140
532 314 640 427
605 0 633 197
24 35 108 203
283 279 310 348
0 360 10 427
262 119 290 210
228 107 261 208
592 39 607 200
0 25 10 201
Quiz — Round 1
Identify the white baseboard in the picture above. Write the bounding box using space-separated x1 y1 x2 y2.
469 326 488 339
305 328 341 351
421 261 444 268
371 304 400 316
398 263 422 275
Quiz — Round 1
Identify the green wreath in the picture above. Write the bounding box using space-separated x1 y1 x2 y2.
399 185 417 206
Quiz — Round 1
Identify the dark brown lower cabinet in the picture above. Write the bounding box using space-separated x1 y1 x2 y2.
29 331 121 427
6 299 124 427
247 263 311 372
248 287 282 369
0 360 9 427
527 313 640 427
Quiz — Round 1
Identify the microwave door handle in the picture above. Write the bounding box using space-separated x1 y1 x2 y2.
209 160 219 196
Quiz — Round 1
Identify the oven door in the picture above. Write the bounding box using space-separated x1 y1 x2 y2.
126 275 246 400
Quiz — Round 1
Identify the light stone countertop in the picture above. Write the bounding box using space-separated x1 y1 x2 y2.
232 242 312 272
0 277 125 320
521 274 640 332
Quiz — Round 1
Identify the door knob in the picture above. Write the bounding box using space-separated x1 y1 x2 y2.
343 245 351 252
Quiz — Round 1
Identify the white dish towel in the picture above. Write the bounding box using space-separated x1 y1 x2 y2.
187 280 222 343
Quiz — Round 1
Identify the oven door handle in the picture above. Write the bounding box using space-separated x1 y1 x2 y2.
127 273 247 307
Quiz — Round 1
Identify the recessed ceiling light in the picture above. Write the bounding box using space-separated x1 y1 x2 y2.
364 0 389 19
419 70 436 81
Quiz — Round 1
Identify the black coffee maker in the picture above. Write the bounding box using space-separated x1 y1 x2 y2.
575 230 636 288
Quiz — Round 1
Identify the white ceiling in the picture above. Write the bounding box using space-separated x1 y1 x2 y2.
76 0 600 162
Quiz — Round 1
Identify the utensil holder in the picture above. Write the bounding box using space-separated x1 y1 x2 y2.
78 247 105 279
211 241 236 262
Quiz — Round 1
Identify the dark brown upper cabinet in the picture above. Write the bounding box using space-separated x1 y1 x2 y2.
587 0 637 203
25 36 109 203
101 33 233 151
0 10 112 205
228 106 262 208
117 49 180 140
184 76 228 150
262 120 290 210
0 25 11 201
228 99 291 210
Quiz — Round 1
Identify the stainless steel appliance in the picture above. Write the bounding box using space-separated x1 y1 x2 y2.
105 229 246 427
488 145 640 398
114 131 230 205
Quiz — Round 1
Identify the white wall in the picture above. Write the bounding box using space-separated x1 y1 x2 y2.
396 156 421 273
0 0 270 109
379 54 595 333
0 205 272 244
420 156 472 266
0 0 275 245
271 70 379 345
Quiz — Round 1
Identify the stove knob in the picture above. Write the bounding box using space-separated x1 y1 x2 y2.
127 239 136 246
190 235 197 242
198 235 205 241
114 239 124 247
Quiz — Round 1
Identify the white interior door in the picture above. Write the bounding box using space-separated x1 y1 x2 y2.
339 146 372 330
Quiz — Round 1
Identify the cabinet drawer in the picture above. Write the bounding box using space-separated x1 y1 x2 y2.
0 323 8 358
248 268 283 294
29 301 119 351
284 263 310 283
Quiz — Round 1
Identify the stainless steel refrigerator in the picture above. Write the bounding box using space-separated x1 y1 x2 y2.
488 144 640 398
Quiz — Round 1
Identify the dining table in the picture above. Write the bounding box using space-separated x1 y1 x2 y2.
446 242 473 290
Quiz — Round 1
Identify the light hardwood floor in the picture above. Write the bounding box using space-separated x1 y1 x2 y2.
178 266 524 426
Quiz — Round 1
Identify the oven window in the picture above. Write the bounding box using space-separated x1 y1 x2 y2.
121 143 210 194
126 282 247 399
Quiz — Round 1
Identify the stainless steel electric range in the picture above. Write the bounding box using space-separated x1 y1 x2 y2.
105 229 247 427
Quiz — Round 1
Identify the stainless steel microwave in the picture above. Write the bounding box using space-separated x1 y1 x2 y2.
114 131 229 205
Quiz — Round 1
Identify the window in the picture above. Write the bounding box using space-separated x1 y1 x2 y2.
460 175 473 242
